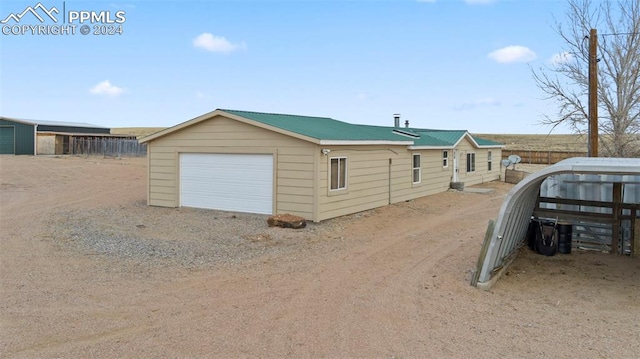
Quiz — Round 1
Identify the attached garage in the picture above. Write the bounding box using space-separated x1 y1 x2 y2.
180 153 274 214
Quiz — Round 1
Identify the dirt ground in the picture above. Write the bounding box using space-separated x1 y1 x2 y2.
1 155 638 358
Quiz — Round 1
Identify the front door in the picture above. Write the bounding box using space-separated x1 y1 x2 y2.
452 150 459 182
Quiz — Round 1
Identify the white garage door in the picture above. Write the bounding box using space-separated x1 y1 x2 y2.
180 153 273 214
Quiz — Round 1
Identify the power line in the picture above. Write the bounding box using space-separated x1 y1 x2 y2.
600 32 640 36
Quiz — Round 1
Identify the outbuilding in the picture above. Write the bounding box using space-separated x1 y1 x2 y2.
0 117 111 155
139 109 504 222
474 157 640 289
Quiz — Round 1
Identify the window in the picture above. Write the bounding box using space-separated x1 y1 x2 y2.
442 150 448 167
466 153 476 172
487 151 492 171
330 157 347 190
412 154 421 184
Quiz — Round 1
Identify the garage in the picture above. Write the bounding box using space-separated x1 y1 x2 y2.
0 126 15 154
179 153 274 215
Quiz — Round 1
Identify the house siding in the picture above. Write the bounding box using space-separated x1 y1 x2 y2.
316 143 500 221
316 145 457 221
318 146 400 221
146 115 316 219
456 138 502 186
392 149 453 202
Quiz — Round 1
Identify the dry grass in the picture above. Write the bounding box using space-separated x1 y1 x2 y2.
111 127 166 138
110 127 591 153
474 133 588 152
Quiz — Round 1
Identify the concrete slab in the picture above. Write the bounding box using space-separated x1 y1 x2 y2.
464 187 495 194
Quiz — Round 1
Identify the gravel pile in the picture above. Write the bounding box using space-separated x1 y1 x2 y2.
49 199 346 271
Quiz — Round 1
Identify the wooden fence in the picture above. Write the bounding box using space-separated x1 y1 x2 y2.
502 150 587 165
71 137 147 157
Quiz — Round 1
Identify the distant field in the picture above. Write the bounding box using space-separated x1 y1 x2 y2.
111 127 590 153
111 127 166 138
473 133 588 153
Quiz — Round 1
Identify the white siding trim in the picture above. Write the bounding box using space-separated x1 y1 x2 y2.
329 156 348 192
412 153 421 184
320 140 414 145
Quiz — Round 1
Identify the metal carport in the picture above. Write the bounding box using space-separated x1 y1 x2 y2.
475 157 640 289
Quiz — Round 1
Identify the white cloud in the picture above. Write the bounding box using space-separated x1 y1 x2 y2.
193 33 246 53
454 97 501 111
549 51 574 65
195 91 214 100
488 45 537 63
89 80 125 96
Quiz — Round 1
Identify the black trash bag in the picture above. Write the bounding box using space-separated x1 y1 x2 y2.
526 219 539 250
535 221 557 256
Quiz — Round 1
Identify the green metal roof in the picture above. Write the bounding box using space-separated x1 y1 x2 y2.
221 109 409 142
473 136 503 146
414 130 466 147
220 109 503 147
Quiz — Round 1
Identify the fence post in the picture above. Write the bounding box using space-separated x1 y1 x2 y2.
612 183 622 254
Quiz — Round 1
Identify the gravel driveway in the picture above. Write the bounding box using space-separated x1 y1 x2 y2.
1 155 638 358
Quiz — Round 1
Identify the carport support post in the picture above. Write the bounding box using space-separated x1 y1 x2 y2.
471 219 495 287
611 182 622 254
634 207 640 257
633 206 640 257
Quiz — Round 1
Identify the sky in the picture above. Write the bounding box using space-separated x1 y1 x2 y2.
0 0 578 134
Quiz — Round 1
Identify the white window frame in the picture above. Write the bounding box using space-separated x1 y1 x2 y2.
466 152 476 173
412 153 421 184
487 151 492 171
442 150 449 168
329 156 347 191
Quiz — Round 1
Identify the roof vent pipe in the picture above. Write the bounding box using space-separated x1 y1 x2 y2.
393 114 401 128
405 120 409 128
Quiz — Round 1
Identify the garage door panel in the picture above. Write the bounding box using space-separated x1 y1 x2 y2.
0 127 15 154
180 153 273 214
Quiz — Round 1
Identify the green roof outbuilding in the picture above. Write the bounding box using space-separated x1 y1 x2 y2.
0 117 111 155
0 118 36 155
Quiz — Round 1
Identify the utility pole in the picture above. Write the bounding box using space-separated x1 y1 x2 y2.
588 28 598 157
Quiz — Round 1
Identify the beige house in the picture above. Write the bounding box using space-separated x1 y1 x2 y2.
139 109 504 222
